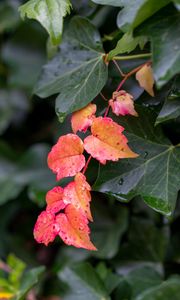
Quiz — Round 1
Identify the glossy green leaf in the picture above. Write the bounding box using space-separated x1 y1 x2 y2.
19 0 71 45
126 266 162 297
156 76 180 124
35 16 108 122
136 12 180 87
91 0 170 31
117 217 169 262
15 266 45 300
135 276 180 300
108 31 146 59
93 107 180 215
59 262 110 300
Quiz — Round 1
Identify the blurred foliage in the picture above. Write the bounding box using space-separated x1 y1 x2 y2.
0 0 180 299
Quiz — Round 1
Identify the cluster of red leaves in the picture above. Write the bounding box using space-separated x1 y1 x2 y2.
34 97 139 250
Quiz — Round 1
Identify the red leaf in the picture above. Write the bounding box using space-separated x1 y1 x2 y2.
33 211 60 246
109 90 138 117
63 172 92 221
84 117 138 164
48 134 85 180
71 103 97 133
46 186 65 214
56 205 97 251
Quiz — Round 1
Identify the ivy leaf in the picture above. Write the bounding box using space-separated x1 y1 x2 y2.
57 205 97 251
108 32 146 59
84 117 138 164
109 90 138 117
156 76 180 124
17 266 45 300
19 0 71 45
59 262 110 300
35 16 108 122
91 0 170 31
34 211 59 246
136 64 154 96
47 134 85 181
93 108 180 215
63 173 93 221
135 276 180 300
46 186 65 214
136 12 180 87
71 103 97 134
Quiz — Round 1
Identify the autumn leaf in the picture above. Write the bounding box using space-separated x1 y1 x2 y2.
84 117 138 164
47 134 85 180
109 90 138 116
71 103 97 133
136 64 154 96
46 186 65 214
56 204 97 250
63 172 92 221
34 211 60 246
0 292 14 299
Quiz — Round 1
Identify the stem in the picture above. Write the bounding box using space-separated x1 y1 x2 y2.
82 155 92 175
116 61 151 91
104 105 110 117
112 53 151 61
112 60 125 77
100 92 108 101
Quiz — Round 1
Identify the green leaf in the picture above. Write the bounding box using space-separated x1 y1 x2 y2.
91 0 120 6
135 276 180 300
35 16 108 122
59 262 110 300
96 263 121 294
125 266 162 297
156 76 180 124
93 107 180 216
7 254 26 288
117 217 169 262
15 266 45 300
91 205 128 259
108 31 147 59
136 12 180 87
91 0 170 31
19 0 71 45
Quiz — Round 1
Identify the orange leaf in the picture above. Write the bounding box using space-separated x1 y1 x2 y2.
63 172 92 221
56 204 97 251
84 117 138 164
34 211 60 246
136 64 154 96
71 103 97 133
47 134 85 180
46 186 65 214
109 90 138 117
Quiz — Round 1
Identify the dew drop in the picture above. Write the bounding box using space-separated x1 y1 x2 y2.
118 178 124 185
144 151 148 159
